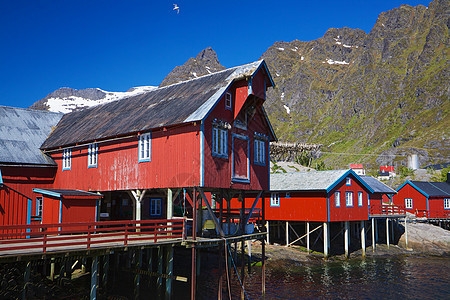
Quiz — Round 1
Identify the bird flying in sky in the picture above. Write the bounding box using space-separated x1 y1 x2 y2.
173 4 179 14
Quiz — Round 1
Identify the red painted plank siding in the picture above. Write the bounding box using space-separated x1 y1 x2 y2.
251 70 266 100
328 177 369 222
61 199 96 225
265 192 328 222
393 183 427 214
50 125 201 191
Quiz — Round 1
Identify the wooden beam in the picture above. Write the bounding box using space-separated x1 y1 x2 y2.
198 189 225 237
244 191 263 226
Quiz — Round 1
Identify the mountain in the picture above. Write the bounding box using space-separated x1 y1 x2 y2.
28 86 157 113
260 0 449 169
159 47 225 87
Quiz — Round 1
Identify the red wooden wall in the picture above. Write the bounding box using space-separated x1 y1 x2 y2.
328 177 369 222
393 183 427 213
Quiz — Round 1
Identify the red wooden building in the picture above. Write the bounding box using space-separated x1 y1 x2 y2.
393 177 450 219
266 169 374 257
0 106 63 237
360 175 396 206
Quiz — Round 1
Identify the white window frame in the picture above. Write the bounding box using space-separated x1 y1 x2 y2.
270 193 280 207
345 191 353 207
212 127 228 158
254 139 266 165
405 198 413 209
88 143 98 168
445 198 450 209
225 92 232 110
150 198 162 216
335 191 341 207
36 197 43 217
139 133 151 162
358 192 363 207
346 177 351 186
62 148 71 170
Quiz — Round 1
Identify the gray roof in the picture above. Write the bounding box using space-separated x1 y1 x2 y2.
0 106 63 165
42 60 274 149
408 181 450 197
360 176 396 194
271 170 355 192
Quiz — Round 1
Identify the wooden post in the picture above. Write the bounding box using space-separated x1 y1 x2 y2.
90 256 98 300
266 221 270 245
157 247 164 298
386 218 390 248
22 261 31 300
361 220 366 258
102 254 109 290
191 187 197 300
285 221 289 247
218 244 223 300
344 221 349 259
134 250 143 299
240 240 245 300
165 246 174 300
306 222 310 254
261 193 266 299
404 217 408 249
167 189 173 235
371 218 376 252
323 222 329 258
50 258 55 281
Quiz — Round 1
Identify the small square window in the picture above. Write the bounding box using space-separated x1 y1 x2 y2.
36 197 43 217
405 198 413 209
270 193 280 207
150 198 162 216
212 127 228 158
335 191 341 207
346 177 351 186
225 92 232 109
254 139 265 165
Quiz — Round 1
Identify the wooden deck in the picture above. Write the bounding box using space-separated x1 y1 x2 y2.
369 204 406 218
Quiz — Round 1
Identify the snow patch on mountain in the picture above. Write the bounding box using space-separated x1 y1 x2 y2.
45 86 157 113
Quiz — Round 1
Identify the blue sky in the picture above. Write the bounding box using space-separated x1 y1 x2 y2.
0 0 431 108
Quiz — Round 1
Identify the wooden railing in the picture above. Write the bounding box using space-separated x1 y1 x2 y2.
369 204 406 216
415 210 450 219
0 219 185 256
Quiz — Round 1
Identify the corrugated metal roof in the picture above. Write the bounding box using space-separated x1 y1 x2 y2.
0 106 63 165
42 60 273 150
409 181 450 197
270 170 350 191
360 176 396 194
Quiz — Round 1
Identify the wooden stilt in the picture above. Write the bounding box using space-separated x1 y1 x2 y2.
247 240 252 273
361 220 366 258
344 221 349 259
323 222 329 258
285 221 289 246
371 218 376 252
386 218 390 248
266 221 270 245
306 221 310 254
22 261 31 300
404 217 408 249
102 254 109 289
50 258 55 281
90 256 98 300
218 244 223 300
261 193 266 299
240 240 245 300
191 247 197 300
165 246 174 300
134 250 143 299
157 247 163 298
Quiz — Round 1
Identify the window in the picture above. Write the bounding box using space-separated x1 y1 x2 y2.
212 127 228 158
88 143 98 167
139 133 151 162
346 177 351 186
405 198 413 209
225 92 232 109
270 193 280 207
150 198 162 216
62 149 71 170
36 197 43 217
254 139 266 165
445 198 450 209
345 191 353 207
358 192 363 207
335 191 341 207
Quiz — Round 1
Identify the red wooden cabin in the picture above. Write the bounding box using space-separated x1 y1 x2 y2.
0 106 63 237
393 177 450 218
360 175 396 206
267 169 373 222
